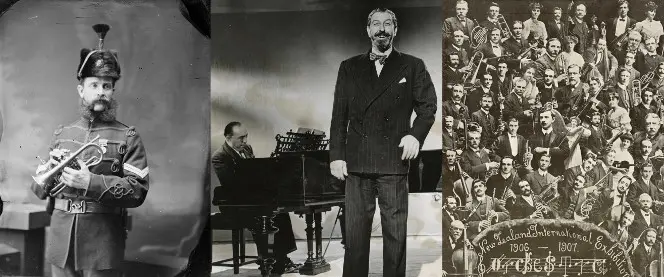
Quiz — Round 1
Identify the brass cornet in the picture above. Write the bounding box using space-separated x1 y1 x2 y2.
33 135 105 196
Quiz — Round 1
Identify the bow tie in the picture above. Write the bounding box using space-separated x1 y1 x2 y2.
492 45 499 49
645 213 651 217
369 52 388 65
510 135 517 138
619 18 626 21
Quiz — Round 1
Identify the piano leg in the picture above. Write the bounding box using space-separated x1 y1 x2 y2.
299 212 331 275
250 214 278 277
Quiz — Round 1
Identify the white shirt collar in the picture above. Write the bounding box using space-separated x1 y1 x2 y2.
372 47 393 57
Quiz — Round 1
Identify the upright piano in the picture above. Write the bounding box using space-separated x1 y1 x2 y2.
213 129 345 276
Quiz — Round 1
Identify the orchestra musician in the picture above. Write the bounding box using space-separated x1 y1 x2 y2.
602 209 636 249
607 0 636 47
444 30 470 68
546 7 568 42
494 118 529 171
475 27 505 74
442 53 465 100
442 220 466 276
486 156 520 204
528 108 570 176
614 133 635 177
470 94 497 144
558 174 589 220
634 2 664 49
608 68 635 110
521 2 547 46
586 111 608 155
637 37 664 74
562 151 596 192
443 116 459 150
631 88 659 134
442 149 461 199
568 3 594 54
631 227 661 277
615 51 641 84
534 38 563 82
467 74 494 115
591 149 618 191
492 59 512 99
503 77 534 136
648 61 664 97
211 122 301 274
460 130 500 180
583 39 618 82
443 0 474 48
537 68 557 105
443 84 471 124
632 113 664 158
523 154 557 195
506 180 557 219
627 163 663 212
478 2 500 33
634 139 655 177
594 175 633 223
442 196 460 237
558 35 584 69
555 64 590 116
614 31 642 66
630 193 664 239
504 21 525 57
465 180 510 239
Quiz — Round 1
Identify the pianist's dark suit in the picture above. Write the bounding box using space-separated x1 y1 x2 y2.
211 142 297 261
329 50 437 277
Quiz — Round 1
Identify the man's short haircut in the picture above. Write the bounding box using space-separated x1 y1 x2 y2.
367 8 398 28
224 121 242 137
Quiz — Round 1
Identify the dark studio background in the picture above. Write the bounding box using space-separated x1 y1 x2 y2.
0 0 209 274
211 0 443 201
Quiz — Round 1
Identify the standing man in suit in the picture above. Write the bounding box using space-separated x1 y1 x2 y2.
529 108 571 176
467 73 494 115
494 118 529 175
211 122 300 274
30 24 149 277
443 0 475 48
608 0 636 46
471 94 497 144
329 8 437 277
547 7 568 42
586 112 607 155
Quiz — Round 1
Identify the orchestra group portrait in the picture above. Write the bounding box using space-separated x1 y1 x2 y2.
443 0 664 276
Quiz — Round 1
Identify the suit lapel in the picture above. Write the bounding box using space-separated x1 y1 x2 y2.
364 50 408 112
355 53 375 106
548 132 557 147
223 142 242 162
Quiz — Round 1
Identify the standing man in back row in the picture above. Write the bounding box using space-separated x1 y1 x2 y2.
329 8 437 277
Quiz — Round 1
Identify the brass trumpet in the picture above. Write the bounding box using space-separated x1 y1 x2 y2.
33 135 105 196
463 51 484 87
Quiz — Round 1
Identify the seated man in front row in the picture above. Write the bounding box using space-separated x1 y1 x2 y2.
211 121 301 274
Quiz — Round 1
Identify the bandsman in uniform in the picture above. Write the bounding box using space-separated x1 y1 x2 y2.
31 24 149 277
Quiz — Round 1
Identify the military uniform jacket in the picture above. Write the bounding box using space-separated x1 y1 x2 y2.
31 118 149 270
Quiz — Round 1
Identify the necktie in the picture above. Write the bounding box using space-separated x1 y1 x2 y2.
369 53 387 65
240 152 246 159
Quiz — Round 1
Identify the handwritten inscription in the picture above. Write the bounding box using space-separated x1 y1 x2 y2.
473 220 634 277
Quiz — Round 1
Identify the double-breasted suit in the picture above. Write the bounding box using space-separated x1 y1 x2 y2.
329 49 437 277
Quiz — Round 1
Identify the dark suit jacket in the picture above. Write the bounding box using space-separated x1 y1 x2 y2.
471 109 496 144
460 148 499 180
442 209 459 236
546 20 568 41
632 243 660 277
442 128 458 151
607 17 636 48
627 178 661 208
523 170 557 195
586 125 607 156
603 220 634 247
211 142 255 201
529 129 570 176
631 103 660 133
494 133 527 164
630 209 664 239
486 172 520 200
467 87 492 115
443 16 475 41
536 82 555 105
503 93 531 124
329 50 437 174
442 234 463 273
442 67 463 101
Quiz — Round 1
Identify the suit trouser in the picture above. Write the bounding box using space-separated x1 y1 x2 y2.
342 173 408 277
51 231 121 277
262 213 297 258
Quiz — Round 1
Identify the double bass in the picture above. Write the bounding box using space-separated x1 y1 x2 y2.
451 204 481 276
649 226 664 277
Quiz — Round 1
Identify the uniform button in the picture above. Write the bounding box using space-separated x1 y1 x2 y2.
383 135 389 139
384 117 389 121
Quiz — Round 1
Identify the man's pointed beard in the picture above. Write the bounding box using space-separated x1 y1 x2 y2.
372 33 393 52
79 98 118 122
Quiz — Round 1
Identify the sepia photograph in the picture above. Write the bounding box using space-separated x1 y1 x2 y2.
442 0 664 276
0 0 210 276
210 0 442 276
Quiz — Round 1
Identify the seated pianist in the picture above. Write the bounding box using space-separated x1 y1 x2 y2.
211 121 301 274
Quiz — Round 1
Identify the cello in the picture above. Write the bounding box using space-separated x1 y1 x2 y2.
451 203 481 276
649 226 664 277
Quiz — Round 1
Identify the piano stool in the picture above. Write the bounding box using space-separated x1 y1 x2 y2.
210 212 258 274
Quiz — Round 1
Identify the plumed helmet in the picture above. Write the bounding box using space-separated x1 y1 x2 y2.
76 24 121 81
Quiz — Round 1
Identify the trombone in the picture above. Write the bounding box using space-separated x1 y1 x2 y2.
463 51 484 88
497 14 514 40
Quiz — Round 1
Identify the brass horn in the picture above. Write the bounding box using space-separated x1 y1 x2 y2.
497 14 514 40
32 135 105 196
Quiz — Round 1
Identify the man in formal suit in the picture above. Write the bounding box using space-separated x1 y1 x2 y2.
534 38 562 82
629 193 664 239
443 0 475 48
494 118 529 172
558 175 589 220
442 53 464 101
608 0 636 47
555 64 590 115
503 21 525 57
486 156 520 204
614 52 641 84
627 163 663 210
444 31 470 68
467 73 494 114
603 209 636 248
329 9 437 277
632 113 664 158
528 109 571 176
442 196 460 237
637 37 664 74
30 25 149 277
442 220 465 276
471 94 497 144
465 180 510 240
613 31 641 65
537 68 557 105
586 112 607 155
503 78 534 135
478 2 500 35
583 39 618 82
443 84 470 124
608 68 635 110
506 180 557 219
561 153 596 192
631 88 659 133
443 116 459 151
475 28 505 74
568 3 593 54
211 122 300 274
442 149 461 198
523 154 559 195
631 227 660 277
569 77 608 120
460 131 500 180
546 7 568 42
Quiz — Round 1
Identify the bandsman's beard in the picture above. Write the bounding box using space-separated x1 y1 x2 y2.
79 98 118 122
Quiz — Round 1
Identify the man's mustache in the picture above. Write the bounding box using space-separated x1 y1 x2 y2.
373 31 391 38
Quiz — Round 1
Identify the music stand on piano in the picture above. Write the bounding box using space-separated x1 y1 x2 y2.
214 128 344 276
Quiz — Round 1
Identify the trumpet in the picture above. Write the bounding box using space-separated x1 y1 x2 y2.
32 135 104 197
496 14 514 40
523 140 533 171
632 79 642 109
